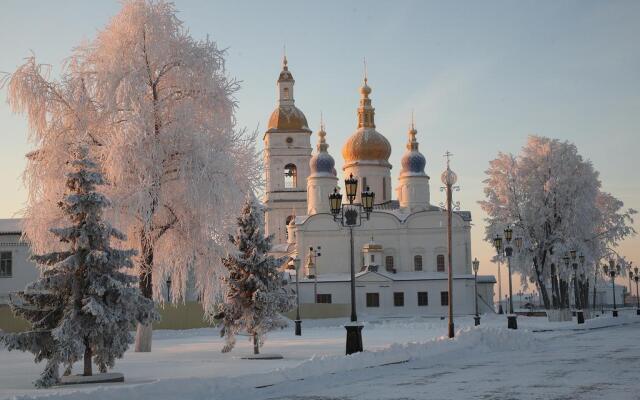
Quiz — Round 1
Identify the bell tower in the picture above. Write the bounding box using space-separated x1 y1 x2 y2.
263 56 312 245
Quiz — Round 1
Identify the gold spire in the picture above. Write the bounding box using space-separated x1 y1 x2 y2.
357 60 375 128
282 45 288 69
317 113 328 152
407 112 418 151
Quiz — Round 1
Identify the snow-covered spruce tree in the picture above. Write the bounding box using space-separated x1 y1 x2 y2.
217 198 294 355
480 136 635 310
4 0 261 352
1 147 157 387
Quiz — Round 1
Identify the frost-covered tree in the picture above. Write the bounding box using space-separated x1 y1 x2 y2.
0 146 156 387
4 0 261 352
480 136 636 309
216 198 293 355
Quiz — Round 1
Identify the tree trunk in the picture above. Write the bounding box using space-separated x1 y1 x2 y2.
550 265 560 309
83 343 92 376
559 279 569 309
533 256 551 309
253 333 259 355
135 236 154 352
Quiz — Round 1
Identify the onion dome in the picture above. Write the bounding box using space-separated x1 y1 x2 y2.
268 107 310 131
309 119 336 176
400 118 427 176
267 56 311 133
341 77 391 164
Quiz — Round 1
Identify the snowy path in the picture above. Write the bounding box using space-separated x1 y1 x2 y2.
1 313 638 399
252 323 640 400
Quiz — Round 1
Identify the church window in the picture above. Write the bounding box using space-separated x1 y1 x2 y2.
362 177 367 191
283 87 290 100
0 252 12 277
437 254 446 272
385 256 394 272
394 292 404 307
316 294 332 304
418 292 429 306
366 292 380 308
284 164 297 188
414 255 423 271
285 215 295 239
286 136 293 144
370 254 375 263
441 291 449 306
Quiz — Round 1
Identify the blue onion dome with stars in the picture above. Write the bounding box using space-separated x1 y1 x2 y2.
400 121 427 176
309 120 336 176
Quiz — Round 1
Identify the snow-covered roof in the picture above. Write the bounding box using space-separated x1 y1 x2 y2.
0 218 22 234
271 243 291 253
288 271 496 283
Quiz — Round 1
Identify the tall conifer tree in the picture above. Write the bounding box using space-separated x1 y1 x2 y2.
217 198 294 354
1 147 157 387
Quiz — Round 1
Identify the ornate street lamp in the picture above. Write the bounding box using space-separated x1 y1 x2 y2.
472 258 480 326
570 251 584 324
603 260 621 317
632 266 640 316
327 174 374 355
493 234 504 314
503 227 517 329
441 154 458 338
289 257 302 335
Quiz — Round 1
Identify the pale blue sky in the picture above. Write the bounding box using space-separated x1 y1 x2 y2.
1 0 638 282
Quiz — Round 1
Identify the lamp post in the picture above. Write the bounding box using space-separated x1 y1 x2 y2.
632 266 640 316
328 173 374 355
622 261 633 303
603 260 620 317
309 246 321 303
503 227 517 329
569 251 584 324
472 257 480 326
441 155 458 339
493 234 504 314
289 257 302 335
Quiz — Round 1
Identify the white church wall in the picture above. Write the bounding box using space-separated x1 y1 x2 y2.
0 233 39 304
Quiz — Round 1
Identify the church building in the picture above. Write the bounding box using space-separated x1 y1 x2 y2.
263 57 495 317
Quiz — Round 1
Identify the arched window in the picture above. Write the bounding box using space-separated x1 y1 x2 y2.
382 177 387 201
385 256 394 272
414 255 423 271
284 164 297 188
283 87 290 100
285 215 295 240
436 254 446 272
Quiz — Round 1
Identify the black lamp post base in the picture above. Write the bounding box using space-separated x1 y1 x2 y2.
612 310 618 317
576 310 584 324
498 305 504 314
448 322 455 338
507 315 518 330
294 320 302 336
345 323 363 355
636 308 640 316
474 316 481 326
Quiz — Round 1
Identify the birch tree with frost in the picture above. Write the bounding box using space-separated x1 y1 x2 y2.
3 0 261 352
480 136 635 309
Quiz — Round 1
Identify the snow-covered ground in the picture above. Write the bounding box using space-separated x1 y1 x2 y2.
1 310 639 399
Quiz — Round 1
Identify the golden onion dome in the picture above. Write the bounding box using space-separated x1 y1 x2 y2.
267 105 311 132
342 128 391 163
